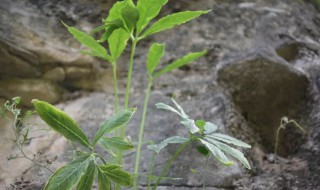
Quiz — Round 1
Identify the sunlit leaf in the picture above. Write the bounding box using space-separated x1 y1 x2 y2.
142 10 209 38
136 0 168 34
44 155 90 190
154 50 207 78
62 22 108 59
171 96 189 119
32 99 91 148
155 103 181 117
93 108 136 146
180 118 199 134
147 43 165 76
203 122 218 135
108 28 130 61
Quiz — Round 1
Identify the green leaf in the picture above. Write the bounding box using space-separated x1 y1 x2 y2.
199 138 233 166
206 133 251 148
93 108 136 146
80 50 112 62
142 10 209 38
44 155 90 190
120 4 139 33
147 43 165 76
154 50 207 78
77 160 95 190
195 120 206 131
108 28 130 61
62 22 108 59
155 102 181 117
203 122 218 134
136 0 168 34
180 118 199 134
105 1 127 22
196 145 209 157
147 136 189 154
32 99 91 148
98 167 111 190
100 137 134 155
204 137 251 169
100 19 126 43
99 164 132 187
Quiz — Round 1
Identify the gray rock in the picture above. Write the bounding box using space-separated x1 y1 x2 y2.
43 67 65 82
217 50 309 155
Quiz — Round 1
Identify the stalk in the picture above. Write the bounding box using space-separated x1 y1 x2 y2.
133 79 153 190
147 152 156 190
112 62 120 139
152 141 190 190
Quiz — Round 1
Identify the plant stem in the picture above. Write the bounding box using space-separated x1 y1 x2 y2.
152 141 190 190
133 79 153 190
147 152 156 190
202 156 209 190
112 62 119 113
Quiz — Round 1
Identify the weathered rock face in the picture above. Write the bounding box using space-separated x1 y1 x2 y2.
217 50 309 155
0 79 62 107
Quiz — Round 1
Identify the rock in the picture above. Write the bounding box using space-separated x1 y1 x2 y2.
0 79 62 107
217 50 309 155
43 67 65 82
64 66 93 80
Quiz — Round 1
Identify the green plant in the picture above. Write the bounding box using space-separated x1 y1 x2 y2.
0 97 54 173
147 97 251 189
32 99 135 190
274 117 306 164
62 0 209 189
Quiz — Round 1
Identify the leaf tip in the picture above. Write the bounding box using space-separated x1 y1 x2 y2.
31 99 38 104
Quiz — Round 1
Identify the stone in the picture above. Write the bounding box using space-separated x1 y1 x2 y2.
0 79 62 107
43 67 65 82
217 50 309 155
64 66 93 80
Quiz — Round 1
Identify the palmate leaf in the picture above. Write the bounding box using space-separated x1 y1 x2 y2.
180 118 199 134
77 160 95 190
203 122 218 134
206 133 251 148
99 164 132 187
154 50 207 78
44 155 90 190
147 43 165 76
93 108 136 146
147 136 189 154
136 0 168 34
204 137 251 169
171 96 189 119
108 28 130 61
62 22 109 60
141 10 210 38
32 100 91 148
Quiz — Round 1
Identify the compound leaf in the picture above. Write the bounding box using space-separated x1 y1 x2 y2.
98 167 111 190
155 102 181 117
203 122 218 134
100 137 134 154
32 99 91 148
180 118 199 134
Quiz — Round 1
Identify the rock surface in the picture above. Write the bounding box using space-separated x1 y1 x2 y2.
0 0 320 190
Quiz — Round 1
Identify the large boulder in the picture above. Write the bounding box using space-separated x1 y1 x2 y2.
217 50 309 155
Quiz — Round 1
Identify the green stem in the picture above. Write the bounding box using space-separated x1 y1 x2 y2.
147 152 156 190
133 80 153 190
112 62 119 113
152 141 190 190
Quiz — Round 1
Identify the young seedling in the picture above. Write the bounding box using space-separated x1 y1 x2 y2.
32 99 135 190
147 97 251 190
0 97 54 173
